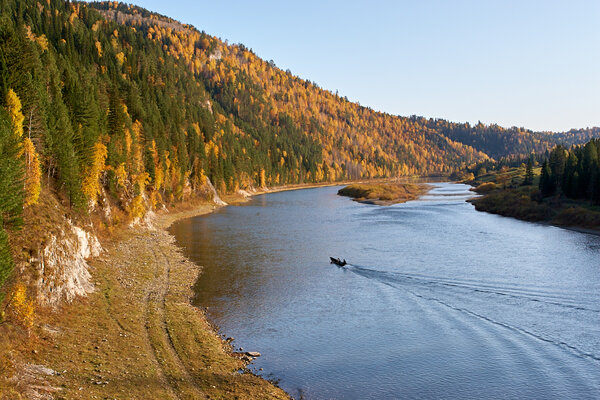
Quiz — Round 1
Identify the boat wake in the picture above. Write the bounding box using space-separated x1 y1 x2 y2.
344 264 600 363
347 265 600 313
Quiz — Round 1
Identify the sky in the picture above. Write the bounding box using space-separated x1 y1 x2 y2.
123 0 599 132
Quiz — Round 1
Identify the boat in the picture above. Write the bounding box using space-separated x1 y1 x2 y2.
330 257 347 267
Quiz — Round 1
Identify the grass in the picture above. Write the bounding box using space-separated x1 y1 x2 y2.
337 182 429 205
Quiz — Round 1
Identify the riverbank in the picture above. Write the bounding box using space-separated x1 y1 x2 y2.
337 182 430 205
4 201 289 399
469 184 600 233
1 178 435 398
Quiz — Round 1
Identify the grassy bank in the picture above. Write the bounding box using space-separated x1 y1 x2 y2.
337 182 430 205
0 203 289 399
469 169 600 231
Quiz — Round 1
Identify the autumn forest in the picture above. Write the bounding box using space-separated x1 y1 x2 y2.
0 0 598 300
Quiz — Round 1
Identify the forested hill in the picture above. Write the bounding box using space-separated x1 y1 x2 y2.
0 0 598 305
2 0 597 206
93 2 600 164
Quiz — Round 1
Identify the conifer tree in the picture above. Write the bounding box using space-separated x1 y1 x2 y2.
523 154 534 185
539 160 554 197
0 100 24 227
0 108 23 299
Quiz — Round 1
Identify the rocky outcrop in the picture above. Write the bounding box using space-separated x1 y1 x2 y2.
205 177 227 206
36 221 102 307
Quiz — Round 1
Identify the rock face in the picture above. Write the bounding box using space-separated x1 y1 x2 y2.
36 221 102 307
205 177 227 206
237 189 253 198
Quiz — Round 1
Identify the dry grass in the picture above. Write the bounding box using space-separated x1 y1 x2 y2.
0 204 289 400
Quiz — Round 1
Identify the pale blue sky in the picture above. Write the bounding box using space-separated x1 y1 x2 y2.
122 0 599 132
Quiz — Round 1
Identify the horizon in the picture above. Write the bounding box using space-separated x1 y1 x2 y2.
98 0 600 133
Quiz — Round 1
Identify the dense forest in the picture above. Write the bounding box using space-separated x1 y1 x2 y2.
0 0 598 298
539 139 600 202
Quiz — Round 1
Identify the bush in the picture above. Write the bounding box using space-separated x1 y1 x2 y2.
473 182 497 193
470 189 553 221
553 207 600 228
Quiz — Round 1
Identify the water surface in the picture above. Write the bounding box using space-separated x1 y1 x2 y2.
170 183 600 399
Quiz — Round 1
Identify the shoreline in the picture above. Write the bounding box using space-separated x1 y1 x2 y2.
223 176 443 204
13 201 290 399
8 178 440 398
467 186 600 238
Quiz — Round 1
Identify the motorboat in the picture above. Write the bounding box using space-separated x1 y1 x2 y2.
330 257 347 267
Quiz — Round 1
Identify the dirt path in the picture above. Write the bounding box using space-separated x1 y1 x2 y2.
15 205 289 399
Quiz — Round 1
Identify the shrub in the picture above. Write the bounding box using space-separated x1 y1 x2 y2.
473 182 497 193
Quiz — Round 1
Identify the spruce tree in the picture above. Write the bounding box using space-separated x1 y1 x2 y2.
0 108 22 297
523 155 534 185
539 160 554 197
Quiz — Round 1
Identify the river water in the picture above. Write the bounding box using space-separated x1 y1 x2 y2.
170 183 600 399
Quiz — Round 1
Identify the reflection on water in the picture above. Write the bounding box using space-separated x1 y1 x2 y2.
170 183 600 399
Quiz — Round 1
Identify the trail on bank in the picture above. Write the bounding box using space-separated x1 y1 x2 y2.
14 205 289 400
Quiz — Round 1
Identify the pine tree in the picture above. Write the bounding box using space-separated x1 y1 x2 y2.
548 146 567 191
539 160 554 197
581 141 599 198
0 108 23 298
0 102 24 227
562 152 579 198
523 154 534 185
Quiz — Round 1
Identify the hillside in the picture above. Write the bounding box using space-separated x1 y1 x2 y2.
0 0 598 306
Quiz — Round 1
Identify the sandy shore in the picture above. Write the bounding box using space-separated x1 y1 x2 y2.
15 203 289 399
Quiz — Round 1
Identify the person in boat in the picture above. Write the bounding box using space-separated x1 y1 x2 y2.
330 257 347 266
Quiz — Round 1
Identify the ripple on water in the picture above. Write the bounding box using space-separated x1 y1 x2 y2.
171 183 600 399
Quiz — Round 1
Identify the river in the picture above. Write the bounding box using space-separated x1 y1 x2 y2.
170 183 600 399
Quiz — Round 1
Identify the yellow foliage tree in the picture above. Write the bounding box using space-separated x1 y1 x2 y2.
6 89 24 139
131 121 144 175
23 138 41 206
8 284 35 333
81 142 108 206
115 163 128 190
259 168 266 188
115 51 125 65
6 89 42 205
129 194 146 219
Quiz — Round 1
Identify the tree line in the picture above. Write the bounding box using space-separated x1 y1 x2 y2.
539 139 600 202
